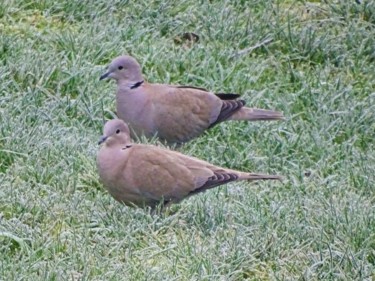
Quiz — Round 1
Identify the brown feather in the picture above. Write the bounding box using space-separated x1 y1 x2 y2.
177 85 208 92
189 171 239 195
209 100 246 128
177 86 241 100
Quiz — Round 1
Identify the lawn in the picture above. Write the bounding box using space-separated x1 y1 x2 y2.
0 0 374 280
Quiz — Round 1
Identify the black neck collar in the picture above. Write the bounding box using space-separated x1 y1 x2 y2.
130 80 144 89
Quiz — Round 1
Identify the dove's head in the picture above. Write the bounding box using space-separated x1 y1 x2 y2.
98 119 132 147
99 55 143 83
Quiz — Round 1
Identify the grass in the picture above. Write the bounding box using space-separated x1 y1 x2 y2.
0 0 374 280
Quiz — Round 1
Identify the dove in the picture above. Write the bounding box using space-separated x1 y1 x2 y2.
97 119 281 208
100 55 284 144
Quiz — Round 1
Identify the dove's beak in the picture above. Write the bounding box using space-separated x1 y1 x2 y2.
98 135 108 145
99 72 110 80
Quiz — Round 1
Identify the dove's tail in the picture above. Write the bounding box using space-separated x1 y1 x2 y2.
239 173 282 181
228 107 284 121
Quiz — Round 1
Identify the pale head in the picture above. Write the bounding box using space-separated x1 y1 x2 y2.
99 55 144 83
98 119 132 147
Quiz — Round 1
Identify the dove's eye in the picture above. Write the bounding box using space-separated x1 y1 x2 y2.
118 66 124 70
116 129 120 134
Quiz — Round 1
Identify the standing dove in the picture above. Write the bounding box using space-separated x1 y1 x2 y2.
97 119 281 208
100 55 284 144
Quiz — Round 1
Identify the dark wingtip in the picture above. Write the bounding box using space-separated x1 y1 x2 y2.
215 93 241 100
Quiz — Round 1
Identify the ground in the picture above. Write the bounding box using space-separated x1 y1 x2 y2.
0 0 374 280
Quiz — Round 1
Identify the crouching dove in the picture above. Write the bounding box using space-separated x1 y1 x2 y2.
100 55 284 145
97 119 281 208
